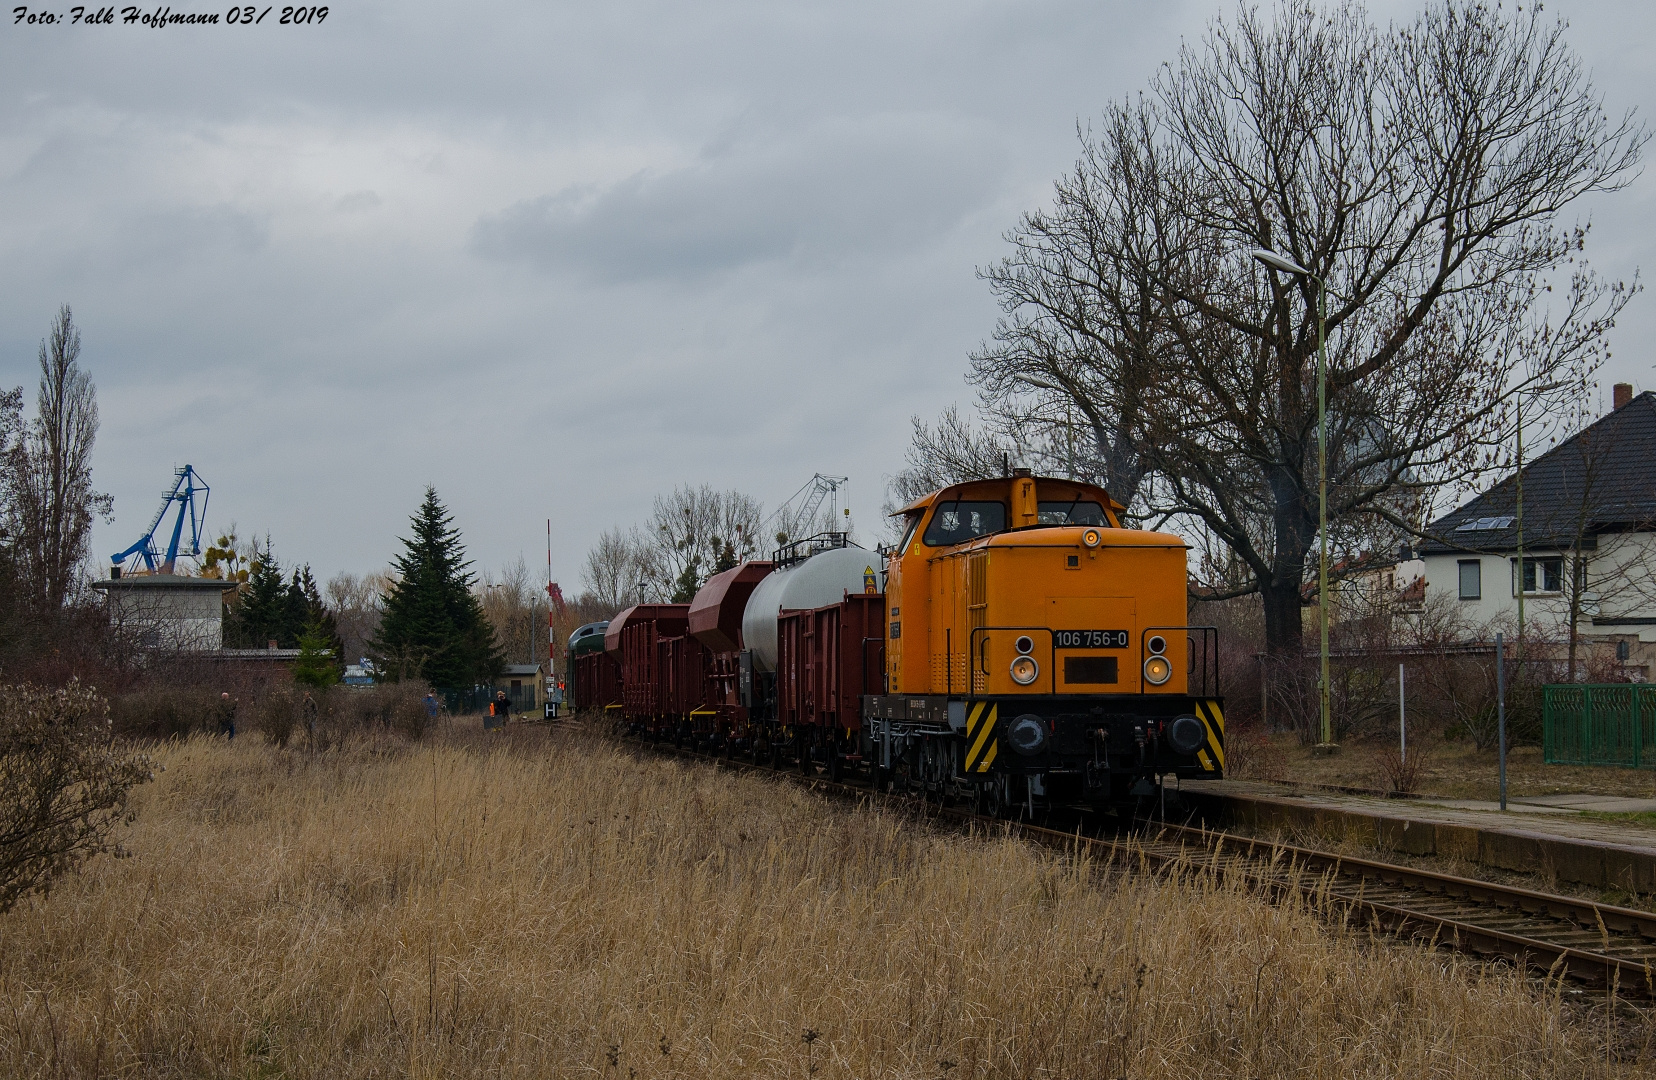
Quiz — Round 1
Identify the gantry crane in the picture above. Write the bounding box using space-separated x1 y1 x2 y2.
111 465 210 575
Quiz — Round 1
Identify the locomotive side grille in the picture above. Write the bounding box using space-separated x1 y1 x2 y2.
968 553 988 693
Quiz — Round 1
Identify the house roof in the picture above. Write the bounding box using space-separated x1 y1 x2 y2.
500 664 542 677
1420 390 1656 555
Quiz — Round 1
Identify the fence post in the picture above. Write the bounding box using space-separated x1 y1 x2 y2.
1496 632 1507 812
1636 684 1645 769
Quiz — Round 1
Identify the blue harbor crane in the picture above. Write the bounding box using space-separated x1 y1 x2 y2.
111 465 210 576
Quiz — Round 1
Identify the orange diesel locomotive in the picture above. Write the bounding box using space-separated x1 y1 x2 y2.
867 469 1223 814
572 469 1223 813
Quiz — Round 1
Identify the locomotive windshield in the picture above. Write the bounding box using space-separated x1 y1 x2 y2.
922 501 1006 546
897 513 923 554
1037 500 1108 525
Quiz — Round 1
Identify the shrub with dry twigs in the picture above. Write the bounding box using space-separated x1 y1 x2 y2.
0 681 151 913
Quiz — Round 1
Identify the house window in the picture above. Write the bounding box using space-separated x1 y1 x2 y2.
1514 556 1563 595
1457 559 1481 600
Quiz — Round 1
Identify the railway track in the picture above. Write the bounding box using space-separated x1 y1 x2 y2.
618 727 1656 998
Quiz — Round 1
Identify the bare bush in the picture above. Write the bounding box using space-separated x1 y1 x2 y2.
253 686 301 748
0 681 150 913
328 683 436 744
1263 653 1396 746
109 685 221 739
1221 722 1286 783
1366 741 1433 796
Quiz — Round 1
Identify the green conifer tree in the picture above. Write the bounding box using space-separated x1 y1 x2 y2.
293 618 342 688
286 565 345 673
225 539 286 647
372 487 501 688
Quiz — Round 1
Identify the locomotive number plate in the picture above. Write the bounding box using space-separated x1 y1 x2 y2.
1054 630 1129 649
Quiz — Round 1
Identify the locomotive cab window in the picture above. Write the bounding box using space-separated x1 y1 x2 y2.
922 501 1006 546
1036 500 1108 526
897 512 923 555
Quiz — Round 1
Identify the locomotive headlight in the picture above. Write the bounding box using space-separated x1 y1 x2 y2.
1014 635 1034 655
1010 656 1040 685
1147 634 1167 655
1143 655 1172 685
1008 714 1048 755
1081 528 1102 548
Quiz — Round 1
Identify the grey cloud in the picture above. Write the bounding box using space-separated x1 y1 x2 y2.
471 119 1008 283
1 0 1650 588
336 190 383 213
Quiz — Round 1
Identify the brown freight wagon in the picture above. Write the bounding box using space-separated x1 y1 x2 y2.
687 561 774 742
571 650 621 711
605 604 690 727
657 633 714 729
775 592 885 764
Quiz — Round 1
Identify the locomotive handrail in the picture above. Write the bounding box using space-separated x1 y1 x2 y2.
1139 626 1220 697
967 626 1058 695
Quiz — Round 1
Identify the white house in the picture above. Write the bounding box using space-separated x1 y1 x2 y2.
1419 383 1656 679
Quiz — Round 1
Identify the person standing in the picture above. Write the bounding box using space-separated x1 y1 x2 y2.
303 690 318 746
216 692 238 740
494 689 512 728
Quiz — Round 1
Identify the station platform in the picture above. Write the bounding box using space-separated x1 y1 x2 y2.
1178 778 1656 895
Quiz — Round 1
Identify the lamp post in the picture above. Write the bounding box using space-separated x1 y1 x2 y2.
1250 247 1333 748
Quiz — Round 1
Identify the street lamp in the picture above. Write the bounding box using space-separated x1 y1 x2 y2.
1250 246 1333 749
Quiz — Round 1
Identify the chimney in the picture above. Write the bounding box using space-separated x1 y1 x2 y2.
1614 383 1632 410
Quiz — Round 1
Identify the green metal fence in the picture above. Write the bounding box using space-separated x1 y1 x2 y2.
1543 684 1656 768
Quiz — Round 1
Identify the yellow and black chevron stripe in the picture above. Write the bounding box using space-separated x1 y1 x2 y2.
1193 698 1225 774
964 701 998 773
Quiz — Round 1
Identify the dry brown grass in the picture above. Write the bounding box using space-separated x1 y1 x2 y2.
0 725 1640 1078
1236 732 1656 802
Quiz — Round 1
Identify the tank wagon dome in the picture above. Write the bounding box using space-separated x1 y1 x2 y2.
742 546 874 672
603 604 689 656
688 561 774 653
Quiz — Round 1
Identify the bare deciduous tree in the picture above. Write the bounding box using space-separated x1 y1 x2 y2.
325 570 392 664
887 406 1019 513
964 1 1642 655
581 525 657 612
646 486 763 602
479 557 547 666
11 306 112 609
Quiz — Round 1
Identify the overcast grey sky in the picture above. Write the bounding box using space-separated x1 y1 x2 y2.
3 0 1653 588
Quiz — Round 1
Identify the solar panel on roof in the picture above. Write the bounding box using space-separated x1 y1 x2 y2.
1453 515 1514 532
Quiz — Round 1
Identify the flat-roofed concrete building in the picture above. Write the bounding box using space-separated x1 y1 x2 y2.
91 573 234 651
